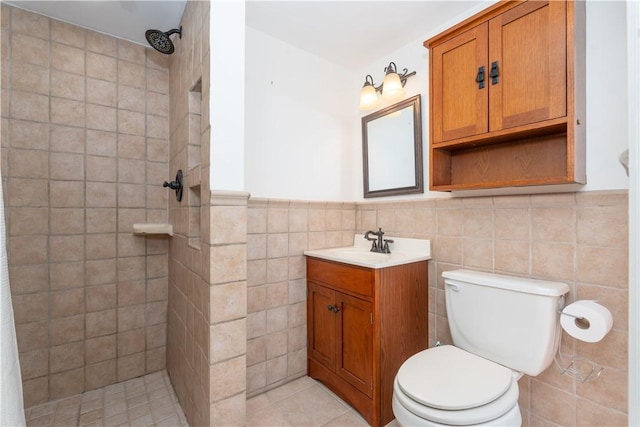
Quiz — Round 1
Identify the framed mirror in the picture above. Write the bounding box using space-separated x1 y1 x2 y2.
362 94 423 198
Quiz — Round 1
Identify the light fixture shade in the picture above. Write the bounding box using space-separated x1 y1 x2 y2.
359 84 379 110
382 72 405 101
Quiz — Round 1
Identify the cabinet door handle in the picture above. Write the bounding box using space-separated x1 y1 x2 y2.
327 304 340 313
490 61 499 85
475 66 485 89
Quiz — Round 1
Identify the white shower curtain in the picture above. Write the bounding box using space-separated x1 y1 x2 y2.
0 178 26 426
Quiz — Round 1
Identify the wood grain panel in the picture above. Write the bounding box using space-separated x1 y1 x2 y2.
307 282 336 372
432 23 489 143
377 263 429 425
307 258 373 297
449 133 568 186
489 1 567 131
337 293 373 398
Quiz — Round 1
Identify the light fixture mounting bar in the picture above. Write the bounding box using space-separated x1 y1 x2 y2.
370 68 416 93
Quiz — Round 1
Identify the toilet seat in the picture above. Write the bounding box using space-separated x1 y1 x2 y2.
393 346 520 425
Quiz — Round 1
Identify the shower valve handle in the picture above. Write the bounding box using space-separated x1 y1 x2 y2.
163 180 180 190
163 169 183 202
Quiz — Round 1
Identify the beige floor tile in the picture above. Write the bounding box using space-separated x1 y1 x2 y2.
246 404 293 427
25 370 404 427
322 411 369 426
264 375 316 402
275 384 350 426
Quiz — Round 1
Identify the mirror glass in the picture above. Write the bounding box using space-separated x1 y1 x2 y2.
362 94 423 198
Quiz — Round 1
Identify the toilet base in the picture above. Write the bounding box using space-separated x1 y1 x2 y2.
392 394 522 427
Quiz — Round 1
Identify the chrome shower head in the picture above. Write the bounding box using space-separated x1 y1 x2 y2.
145 26 182 55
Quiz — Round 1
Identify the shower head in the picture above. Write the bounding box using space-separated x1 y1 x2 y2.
145 26 182 55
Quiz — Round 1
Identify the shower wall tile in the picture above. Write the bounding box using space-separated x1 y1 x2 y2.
2 5 170 407
10 120 49 150
10 7 50 38
51 20 85 48
11 62 49 94
87 52 117 82
51 42 85 74
11 34 49 66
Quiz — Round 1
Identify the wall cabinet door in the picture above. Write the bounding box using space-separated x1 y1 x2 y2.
488 1 567 131
432 23 489 143
431 0 567 144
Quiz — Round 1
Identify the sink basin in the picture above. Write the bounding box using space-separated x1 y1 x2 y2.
304 235 431 269
323 248 389 262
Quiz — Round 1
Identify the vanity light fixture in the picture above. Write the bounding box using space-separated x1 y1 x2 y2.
359 62 416 110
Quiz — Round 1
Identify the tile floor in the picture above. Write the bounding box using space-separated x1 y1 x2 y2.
246 376 400 427
25 371 400 427
24 371 187 427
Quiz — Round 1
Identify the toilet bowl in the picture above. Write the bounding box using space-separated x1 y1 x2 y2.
392 346 521 426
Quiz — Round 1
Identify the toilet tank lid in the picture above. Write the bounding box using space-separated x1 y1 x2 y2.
443 270 569 296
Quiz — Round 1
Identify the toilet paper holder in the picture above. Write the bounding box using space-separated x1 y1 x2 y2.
554 309 604 383
556 354 604 383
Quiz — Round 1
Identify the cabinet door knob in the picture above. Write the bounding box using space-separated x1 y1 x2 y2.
327 304 340 313
475 66 485 89
490 61 499 85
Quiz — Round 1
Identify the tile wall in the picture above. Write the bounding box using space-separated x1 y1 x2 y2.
246 199 356 396
357 190 628 426
1 5 170 407
165 1 249 426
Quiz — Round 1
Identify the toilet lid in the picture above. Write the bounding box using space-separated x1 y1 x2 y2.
396 345 513 410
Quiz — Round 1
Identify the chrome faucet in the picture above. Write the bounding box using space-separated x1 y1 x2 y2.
364 228 394 253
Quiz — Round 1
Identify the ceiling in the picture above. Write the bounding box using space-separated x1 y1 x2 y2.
245 1 487 70
3 1 187 48
3 0 488 70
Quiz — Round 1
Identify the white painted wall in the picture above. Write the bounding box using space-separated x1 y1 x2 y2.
626 1 639 423
244 27 358 201
243 1 629 201
210 0 246 191
583 0 629 191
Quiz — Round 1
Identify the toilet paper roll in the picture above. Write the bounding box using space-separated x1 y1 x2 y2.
560 300 613 343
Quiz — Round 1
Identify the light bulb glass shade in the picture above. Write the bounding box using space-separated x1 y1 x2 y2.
381 72 405 101
359 84 379 110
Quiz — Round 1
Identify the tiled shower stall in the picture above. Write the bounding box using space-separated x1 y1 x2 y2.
1 3 171 405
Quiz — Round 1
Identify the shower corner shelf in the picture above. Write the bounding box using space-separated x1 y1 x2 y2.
133 223 174 237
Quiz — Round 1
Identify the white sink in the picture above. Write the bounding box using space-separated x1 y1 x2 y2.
304 235 431 269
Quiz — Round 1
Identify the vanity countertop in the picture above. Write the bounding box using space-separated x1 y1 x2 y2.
304 234 431 269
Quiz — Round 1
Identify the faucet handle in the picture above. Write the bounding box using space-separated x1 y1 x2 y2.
383 239 394 254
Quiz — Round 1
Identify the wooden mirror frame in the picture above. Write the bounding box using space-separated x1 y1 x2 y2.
362 94 424 198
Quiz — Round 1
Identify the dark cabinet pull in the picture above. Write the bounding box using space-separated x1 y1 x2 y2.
490 61 499 85
475 66 485 89
327 304 340 313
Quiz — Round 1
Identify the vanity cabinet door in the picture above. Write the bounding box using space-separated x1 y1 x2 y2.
307 282 336 372
336 292 373 398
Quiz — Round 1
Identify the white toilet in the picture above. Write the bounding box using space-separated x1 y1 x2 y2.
392 269 569 426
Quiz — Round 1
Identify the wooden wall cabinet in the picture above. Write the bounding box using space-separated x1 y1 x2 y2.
306 257 428 427
425 0 586 191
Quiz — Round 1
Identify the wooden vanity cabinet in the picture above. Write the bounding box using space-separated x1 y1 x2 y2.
306 257 428 427
425 0 586 191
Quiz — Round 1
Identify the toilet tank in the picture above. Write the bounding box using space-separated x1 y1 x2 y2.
443 270 569 376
